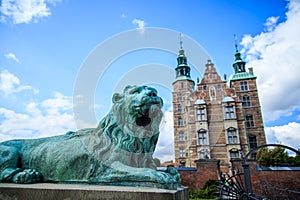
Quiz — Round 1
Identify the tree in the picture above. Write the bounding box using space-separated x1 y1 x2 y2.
256 147 289 167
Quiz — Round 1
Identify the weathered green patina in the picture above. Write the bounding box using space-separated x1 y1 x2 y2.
0 85 180 189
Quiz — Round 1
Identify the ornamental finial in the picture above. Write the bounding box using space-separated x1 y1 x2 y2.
234 34 238 51
179 33 184 49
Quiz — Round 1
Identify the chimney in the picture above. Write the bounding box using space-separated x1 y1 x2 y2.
248 67 254 75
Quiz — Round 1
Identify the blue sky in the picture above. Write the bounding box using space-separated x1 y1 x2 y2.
1 0 300 161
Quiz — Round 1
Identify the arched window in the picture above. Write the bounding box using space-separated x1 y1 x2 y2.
229 148 239 159
197 129 207 145
227 128 238 144
198 151 205 159
198 149 210 159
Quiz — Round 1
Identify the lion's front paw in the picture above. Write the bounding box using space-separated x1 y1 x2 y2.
148 170 176 185
12 169 43 184
165 166 181 185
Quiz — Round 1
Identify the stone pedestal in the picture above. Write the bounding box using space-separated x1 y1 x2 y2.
0 183 189 200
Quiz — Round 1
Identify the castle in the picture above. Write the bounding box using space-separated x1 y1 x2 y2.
172 41 266 170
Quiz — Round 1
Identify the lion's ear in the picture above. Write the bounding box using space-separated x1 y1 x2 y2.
112 93 124 103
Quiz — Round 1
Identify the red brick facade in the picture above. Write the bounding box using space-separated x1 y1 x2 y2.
178 159 220 189
173 47 266 171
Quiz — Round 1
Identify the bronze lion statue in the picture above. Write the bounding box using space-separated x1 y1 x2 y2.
0 85 180 189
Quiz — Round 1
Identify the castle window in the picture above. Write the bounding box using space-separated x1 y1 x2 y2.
179 132 185 142
240 81 248 91
196 107 206 121
225 105 235 119
178 104 182 113
178 117 184 126
227 128 238 144
203 85 207 91
197 129 207 145
198 151 205 159
177 93 182 102
229 149 240 159
245 115 254 127
249 135 257 149
249 135 258 158
181 82 184 88
179 148 185 158
242 95 251 107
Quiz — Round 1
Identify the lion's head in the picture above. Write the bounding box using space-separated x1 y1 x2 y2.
112 85 163 137
92 85 163 168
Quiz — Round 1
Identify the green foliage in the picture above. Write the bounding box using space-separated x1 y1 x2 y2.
189 180 218 200
256 147 300 167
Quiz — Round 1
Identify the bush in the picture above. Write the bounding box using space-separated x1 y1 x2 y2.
189 180 218 200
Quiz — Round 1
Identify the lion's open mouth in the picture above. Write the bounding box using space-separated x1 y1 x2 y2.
136 115 151 126
135 100 162 127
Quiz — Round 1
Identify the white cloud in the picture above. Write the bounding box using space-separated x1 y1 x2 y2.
241 0 300 122
0 69 38 97
132 18 146 35
0 0 61 24
264 16 280 32
121 13 126 18
154 106 174 162
0 93 76 142
5 52 20 63
41 92 73 115
265 122 300 149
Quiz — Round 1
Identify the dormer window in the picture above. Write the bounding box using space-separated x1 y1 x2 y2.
225 105 235 119
196 107 206 121
197 129 207 145
227 128 238 144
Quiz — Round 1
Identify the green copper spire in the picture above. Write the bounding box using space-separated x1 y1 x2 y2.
175 34 192 80
231 35 255 80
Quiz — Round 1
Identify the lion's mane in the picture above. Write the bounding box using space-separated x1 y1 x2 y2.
82 85 163 169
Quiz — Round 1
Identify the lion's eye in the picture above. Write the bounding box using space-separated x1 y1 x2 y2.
129 88 140 94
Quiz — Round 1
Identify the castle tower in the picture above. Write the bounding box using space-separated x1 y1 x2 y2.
229 47 266 156
172 44 195 167
172 38 266 170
